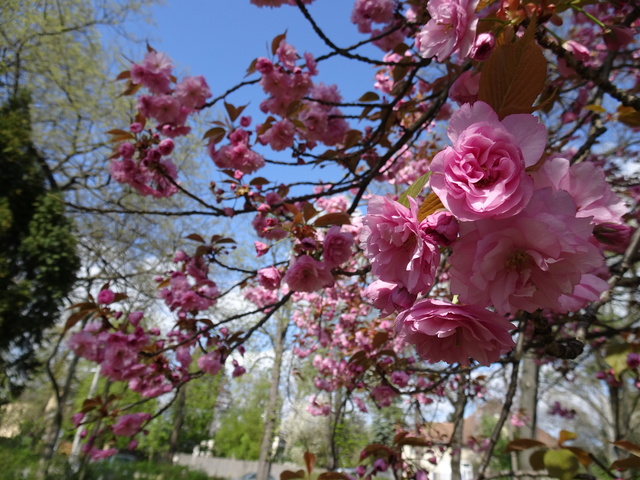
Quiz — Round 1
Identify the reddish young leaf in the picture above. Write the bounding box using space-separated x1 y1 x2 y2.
304 451 316 475
313 212 351 227
612 440 640 457
271 31 287 56
280 470 306 480
478 20 547 119
504 438 547 452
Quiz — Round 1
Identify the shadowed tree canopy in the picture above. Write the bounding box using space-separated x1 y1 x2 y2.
0 92 80 403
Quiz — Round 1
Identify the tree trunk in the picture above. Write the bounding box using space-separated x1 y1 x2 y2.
167 384 188 462
38 347 80 479
450 374 468 480
516 354 539 477
257 316 289 480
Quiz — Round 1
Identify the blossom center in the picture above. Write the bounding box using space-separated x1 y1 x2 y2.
505 251 531 271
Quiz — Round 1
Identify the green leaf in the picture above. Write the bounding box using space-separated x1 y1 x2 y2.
358 91 380 102
544 449 579 480
605 343 632 380
398 172 431 208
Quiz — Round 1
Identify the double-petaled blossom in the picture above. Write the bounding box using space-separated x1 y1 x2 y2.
284 255 334 292
430 101 546 221
173 75 212 109
112 413 151 437
416 0 479 61
257 266 282 290
449 188 606 314
532 156 627 225
361 195 440 295
351 0 396 34
395 299 515 366
323 225 355 266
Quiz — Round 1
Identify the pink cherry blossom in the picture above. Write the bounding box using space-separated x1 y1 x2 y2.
470 32 495 61
361 195 440 295
557 40 591 77
365 279 417 316
430 101 546 221
371 385 397 407
258 118 296 151
112 413 151 436
284 255 334 292
258 266 282 290
423 210 459 246
97 289 116 305
209 129 265 174
198 351 224 376
323 225 355 266
276 39 298 70
416 0 479 61
351 0 396 34
395 299 515 366
449 188 606 314
449 71 480 106
173 75 212 109
88 447 118 461
532 156 627 225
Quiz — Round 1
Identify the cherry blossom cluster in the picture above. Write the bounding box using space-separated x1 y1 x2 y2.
363 100 629 367
110 50 212 197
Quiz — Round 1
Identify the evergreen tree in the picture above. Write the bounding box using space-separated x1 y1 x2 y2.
0 93 79 403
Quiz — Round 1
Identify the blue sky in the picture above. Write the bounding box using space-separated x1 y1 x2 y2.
137 1 383 105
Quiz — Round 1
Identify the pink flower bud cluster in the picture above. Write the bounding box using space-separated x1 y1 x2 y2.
547 401 576 419
110 51 212 198
159 250 220 317
254 41 349 151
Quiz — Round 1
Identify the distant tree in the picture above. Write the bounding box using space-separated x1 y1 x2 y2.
213 373 269 460
0 93 79 403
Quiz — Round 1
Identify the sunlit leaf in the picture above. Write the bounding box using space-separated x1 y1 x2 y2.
584 104 606 113
617 105 640 127
565 447 592 467
558 430 577 447
417 192 444 221
605 343 632 380
359 92 380 102
398 172 431 208
544 449 579 480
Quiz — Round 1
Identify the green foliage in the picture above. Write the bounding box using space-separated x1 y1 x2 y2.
0 93 79 403
83 458 217 480
477 414 511 473
0 437 73 480
371 404 404 447
333 412 371 467
213 374 269 460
